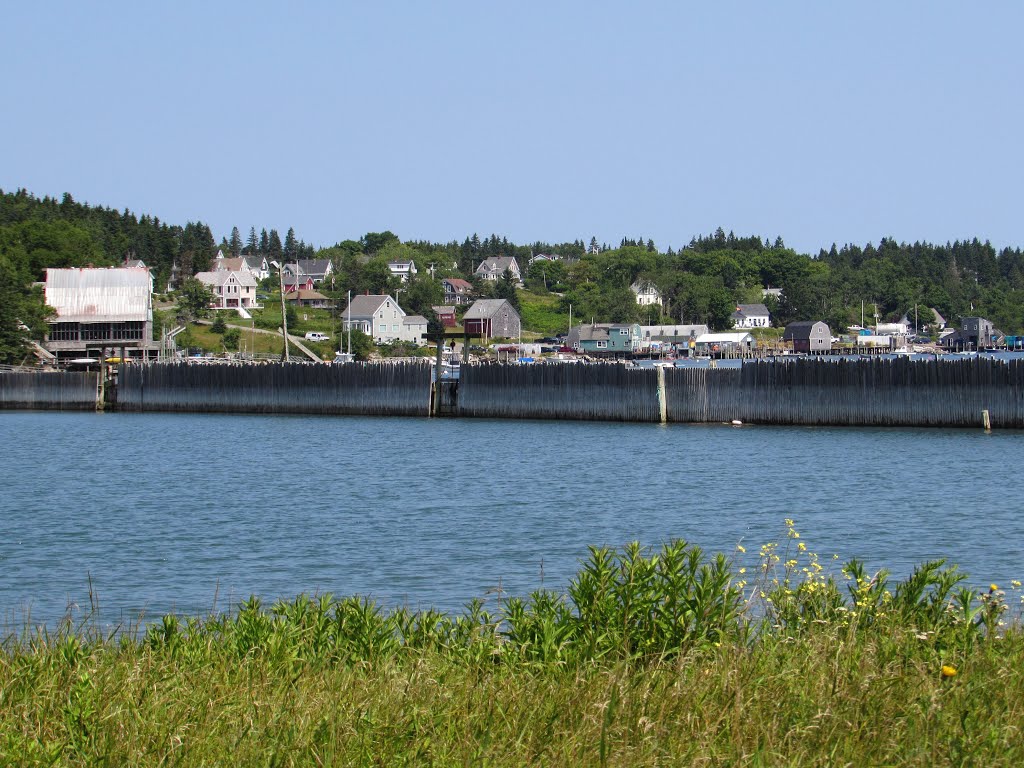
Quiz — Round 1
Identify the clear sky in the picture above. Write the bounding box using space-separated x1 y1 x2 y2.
2 1 1021 255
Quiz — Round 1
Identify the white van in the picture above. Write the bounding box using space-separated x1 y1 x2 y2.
304 332 330 343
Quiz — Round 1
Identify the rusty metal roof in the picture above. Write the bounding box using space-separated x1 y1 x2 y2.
45 268 153 323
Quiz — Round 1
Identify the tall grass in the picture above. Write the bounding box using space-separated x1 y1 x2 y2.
3 531 1024 765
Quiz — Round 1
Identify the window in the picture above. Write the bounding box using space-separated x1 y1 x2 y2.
596 341 607 349
620 329 629 335
393 325 399 332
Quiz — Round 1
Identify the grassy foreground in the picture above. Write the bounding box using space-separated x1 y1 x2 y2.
3 528 1024 766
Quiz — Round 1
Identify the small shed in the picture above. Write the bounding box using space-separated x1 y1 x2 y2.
783 321 832 353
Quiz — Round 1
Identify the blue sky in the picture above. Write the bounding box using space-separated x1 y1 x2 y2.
2 2 1021 254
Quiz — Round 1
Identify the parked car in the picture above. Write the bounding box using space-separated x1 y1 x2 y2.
304 332 330 342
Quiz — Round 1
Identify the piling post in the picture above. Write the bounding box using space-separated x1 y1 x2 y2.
982 409 991 432
657 365 667 423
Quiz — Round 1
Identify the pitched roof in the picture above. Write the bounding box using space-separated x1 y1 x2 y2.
783 320 828 340
289 259 332 276
630 280 660 293
403 315 428 325
196 270 258 288
343 294 404 319
442 278 473 290
432 305 456 315
734 303 770 316
578 324 611 342
475 256 519 275
284 289 329 302
45 267 153 323
463 298 519 319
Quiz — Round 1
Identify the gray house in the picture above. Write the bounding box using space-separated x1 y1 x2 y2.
463 299 521 339
783 321 832 353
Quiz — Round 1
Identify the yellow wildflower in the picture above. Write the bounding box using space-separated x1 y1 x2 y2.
941 665 957 679
797 542 807 552
739 567 746 574
785 518 794 527
990 584 999 593
1011 580 1021 589
736 544 746 553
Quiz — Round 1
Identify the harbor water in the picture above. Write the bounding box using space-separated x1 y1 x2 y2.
1 411 1022 629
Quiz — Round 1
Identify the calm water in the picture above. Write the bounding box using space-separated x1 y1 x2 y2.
1 411 1022 629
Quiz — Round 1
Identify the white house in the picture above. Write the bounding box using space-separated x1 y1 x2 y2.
342 294 407 344
630 280 663 307
195 269 259 310
387 259 417 283
474 256 521 283
731 303 771 329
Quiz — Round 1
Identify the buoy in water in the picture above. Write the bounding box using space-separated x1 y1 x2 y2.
730 419 743 426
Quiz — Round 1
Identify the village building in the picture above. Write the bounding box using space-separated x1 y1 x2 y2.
568 323 643 355
695 332 756 356
783 321 832 353
402 315 428 344
474 256 521 283
44 267 159 362
282 259 333 286
432 305 457 328
342 294 408 344
284 288 331 308
387 258 417 283
463 299 521 340
630 280 663 307
441 278 474 305
195 269 259 311
639 324 709 353
731 303 771 329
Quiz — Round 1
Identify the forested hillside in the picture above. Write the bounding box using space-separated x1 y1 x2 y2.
2 186 1023 364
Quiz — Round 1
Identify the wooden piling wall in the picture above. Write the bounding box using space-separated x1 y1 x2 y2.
0 371 99 410
457 363 661 422
117 362 432 416
666 358 1024 427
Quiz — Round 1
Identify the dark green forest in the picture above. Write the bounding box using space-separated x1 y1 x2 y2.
2 187 1023 363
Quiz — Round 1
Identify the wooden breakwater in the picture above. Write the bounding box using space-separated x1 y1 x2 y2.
0 371 99 410
665 358 1024 428
4 358 1022 428
117 362 432 416
457 363 661 422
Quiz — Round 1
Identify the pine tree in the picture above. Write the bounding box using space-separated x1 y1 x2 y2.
246 227 258 255
259 229 269 254
229 227 242 257
283 227 297 260
268 230 283 261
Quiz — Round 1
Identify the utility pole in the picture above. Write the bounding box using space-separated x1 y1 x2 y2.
279 264 290 361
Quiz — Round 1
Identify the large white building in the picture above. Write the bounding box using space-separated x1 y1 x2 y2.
44 267 159 361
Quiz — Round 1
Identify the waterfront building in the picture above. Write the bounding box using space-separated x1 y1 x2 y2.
695 332 756 355
342 294 408 344
44 267 159 362
783 321 832 353
463 299 521 340
432 306 457 327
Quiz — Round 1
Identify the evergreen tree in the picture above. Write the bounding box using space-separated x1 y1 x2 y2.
259 229 269 254
267 229 283 261
229 227 242 257
495 267 521 313
245 227 258 255
283 227 297 260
